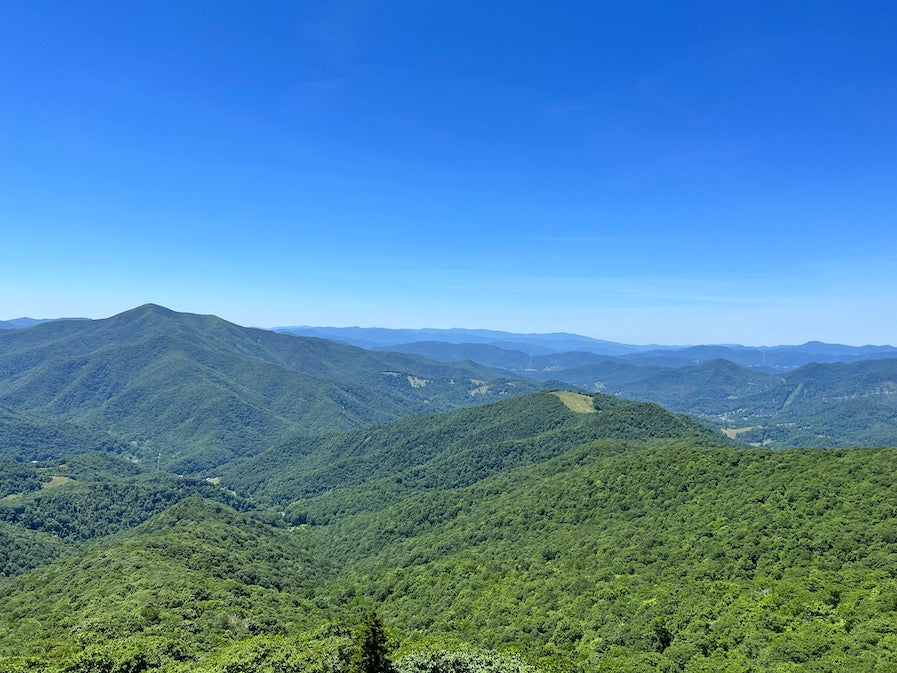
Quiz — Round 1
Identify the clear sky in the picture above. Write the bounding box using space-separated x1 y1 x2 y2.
2 2 895 345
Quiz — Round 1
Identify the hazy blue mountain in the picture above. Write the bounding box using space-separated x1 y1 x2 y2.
0 318 45 330
383 341 613 372
279 325 897 371
620 342 897 371
275 326 658 356
383 341 536 369
0 317 86 330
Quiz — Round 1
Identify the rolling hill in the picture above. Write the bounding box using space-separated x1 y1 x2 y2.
218 390 725 523
0 305 540 472
0 497 335 669
1 390 896 671
0 451 248 577
305 440 897 671
554 358 897 448
3 307 897 672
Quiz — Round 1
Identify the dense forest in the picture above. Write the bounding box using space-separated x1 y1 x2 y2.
1 308 896 672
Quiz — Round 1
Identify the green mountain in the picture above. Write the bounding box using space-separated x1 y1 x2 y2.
2 390 897 671
723 358 897 447
375 340 897 447
3 307 897 673
307 441 897 671
537 358 778 415
0 304 538 472
0 495 548 673
219 390 723 524
0 391 723 670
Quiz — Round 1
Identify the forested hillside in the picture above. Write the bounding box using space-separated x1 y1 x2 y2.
2 308 897 672
0 452 246 576
0 384 896 671
0 305 539 472
563 358 897 448
5 0 896 670
220 391 722 524
0 404 124 461
308 441 897 671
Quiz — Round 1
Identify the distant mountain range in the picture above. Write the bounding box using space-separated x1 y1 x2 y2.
0 317 85 330
275 325 663 356
379 343 897 448
6 311 897 452
276 326 897 370
274 327 897 448
11 318 895 369
527 357 897 448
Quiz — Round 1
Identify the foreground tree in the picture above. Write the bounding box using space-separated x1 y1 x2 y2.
350 610 394 673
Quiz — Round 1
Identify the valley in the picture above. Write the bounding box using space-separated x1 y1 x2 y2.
0 306 896 671
6 4 894 670
311 331 897 449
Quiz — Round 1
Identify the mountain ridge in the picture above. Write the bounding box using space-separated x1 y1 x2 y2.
275 324 897 364
0 304 542 472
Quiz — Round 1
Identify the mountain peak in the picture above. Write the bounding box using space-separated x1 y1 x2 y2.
120 303 179 317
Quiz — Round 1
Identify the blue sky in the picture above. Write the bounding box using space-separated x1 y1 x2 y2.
2 1 895 344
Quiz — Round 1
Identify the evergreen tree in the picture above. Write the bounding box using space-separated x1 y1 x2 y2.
350 610 394 673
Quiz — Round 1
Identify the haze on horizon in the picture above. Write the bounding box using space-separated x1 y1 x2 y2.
2 2 895 345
